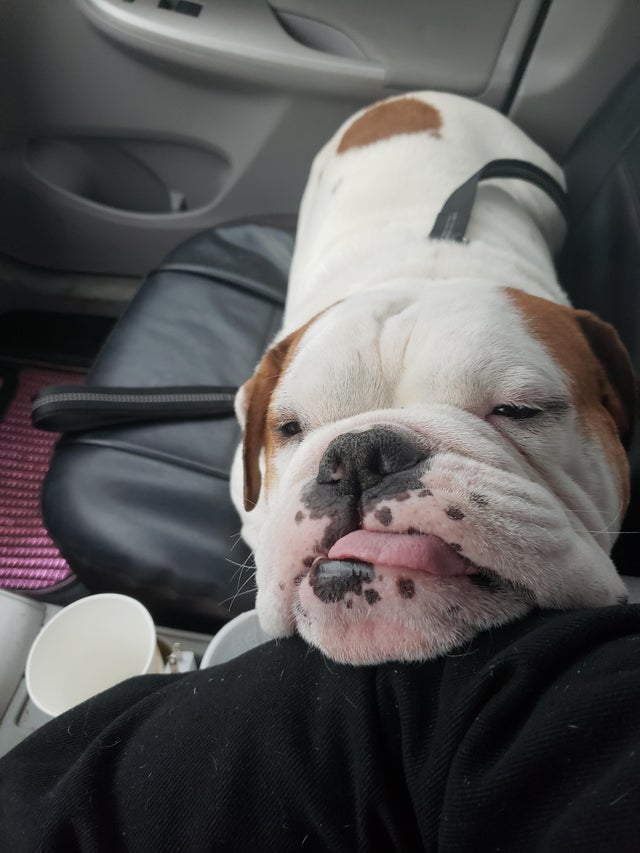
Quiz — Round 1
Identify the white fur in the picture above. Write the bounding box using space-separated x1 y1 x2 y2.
231 92 628 665
284 91 568 334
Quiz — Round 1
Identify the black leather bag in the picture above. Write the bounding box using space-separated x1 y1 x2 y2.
40 223 291 630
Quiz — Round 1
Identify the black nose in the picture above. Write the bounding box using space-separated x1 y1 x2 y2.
316 426 426 498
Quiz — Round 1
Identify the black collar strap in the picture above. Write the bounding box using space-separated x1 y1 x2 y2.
429 158 569 243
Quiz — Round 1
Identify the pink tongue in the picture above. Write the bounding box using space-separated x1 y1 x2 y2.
328 530 473 576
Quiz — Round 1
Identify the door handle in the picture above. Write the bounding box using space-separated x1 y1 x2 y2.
79 0 384 96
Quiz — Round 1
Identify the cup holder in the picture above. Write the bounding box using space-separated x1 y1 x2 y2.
27 137 230 215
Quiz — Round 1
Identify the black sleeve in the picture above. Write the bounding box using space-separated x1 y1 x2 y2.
1 606 639 853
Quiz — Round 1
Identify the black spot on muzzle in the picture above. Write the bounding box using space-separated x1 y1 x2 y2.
309 559 375 603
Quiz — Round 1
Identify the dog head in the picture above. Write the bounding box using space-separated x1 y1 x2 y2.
234 281 635 664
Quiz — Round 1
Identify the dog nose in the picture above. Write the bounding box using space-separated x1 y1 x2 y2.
316 426 426 497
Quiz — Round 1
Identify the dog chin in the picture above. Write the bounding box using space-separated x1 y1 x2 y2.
289 561 534 664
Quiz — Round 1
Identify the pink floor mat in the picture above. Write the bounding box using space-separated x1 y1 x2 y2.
0 366 83 590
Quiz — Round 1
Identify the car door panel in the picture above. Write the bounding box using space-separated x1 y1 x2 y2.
0 0 637 277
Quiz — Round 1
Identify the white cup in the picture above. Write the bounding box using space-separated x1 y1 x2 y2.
25 593 162 719
200 609 270 669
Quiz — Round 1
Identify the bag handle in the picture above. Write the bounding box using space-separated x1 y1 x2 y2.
31 385 238 433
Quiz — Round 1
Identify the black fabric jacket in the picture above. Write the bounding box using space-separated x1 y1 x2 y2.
1 607 640 852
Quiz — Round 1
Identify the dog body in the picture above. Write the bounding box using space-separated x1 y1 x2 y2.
231 93 634 665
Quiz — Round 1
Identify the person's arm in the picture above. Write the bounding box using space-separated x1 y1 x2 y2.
1 607 639 852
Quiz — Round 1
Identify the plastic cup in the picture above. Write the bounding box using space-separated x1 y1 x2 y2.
200 609 270 668
25 593 162 719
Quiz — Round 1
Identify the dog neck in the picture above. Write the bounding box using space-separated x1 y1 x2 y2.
283 94 570 335
284 179 569 334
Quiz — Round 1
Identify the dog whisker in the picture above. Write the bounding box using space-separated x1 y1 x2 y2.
233 565 258 594
231 565 249 584
225 559 255 574
228 531 246 554
562 501 627 536
218 586 259 608
225 557 252 571
225 552 256 585
221 564 258 610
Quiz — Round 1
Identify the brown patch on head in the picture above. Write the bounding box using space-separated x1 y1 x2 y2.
337 97 442 153
507 288 636 507
240 319 316 511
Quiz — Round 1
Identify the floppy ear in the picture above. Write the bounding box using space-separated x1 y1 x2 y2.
240 327 310 512
574 309 637 450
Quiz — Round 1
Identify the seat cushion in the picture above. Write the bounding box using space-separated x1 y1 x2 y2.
42 222 291 630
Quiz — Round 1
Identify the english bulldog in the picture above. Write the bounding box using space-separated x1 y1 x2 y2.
230 92 635 665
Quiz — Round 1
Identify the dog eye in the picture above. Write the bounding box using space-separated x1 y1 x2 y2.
278 420 303 438
492 404 542 420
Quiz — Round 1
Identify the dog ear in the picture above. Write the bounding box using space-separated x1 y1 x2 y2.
574 310 637 450
240 327 309 512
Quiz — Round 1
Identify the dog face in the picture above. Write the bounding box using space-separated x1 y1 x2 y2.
234 281 634 664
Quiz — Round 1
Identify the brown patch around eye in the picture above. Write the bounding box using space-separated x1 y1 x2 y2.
506 288 634 510
242 315 322 511
338 97 442 153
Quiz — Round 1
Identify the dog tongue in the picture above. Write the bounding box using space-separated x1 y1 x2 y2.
328 530 472 576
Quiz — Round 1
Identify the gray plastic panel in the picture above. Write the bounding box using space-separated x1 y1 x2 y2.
0 0 375 274
27 138 230 214
269 0 536 94
80 0 384 96
0 591 46 721
79 0 544 100
510 0 640 158
0 0 571 276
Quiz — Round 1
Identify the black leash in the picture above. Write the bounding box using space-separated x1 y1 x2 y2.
429 158 568 242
